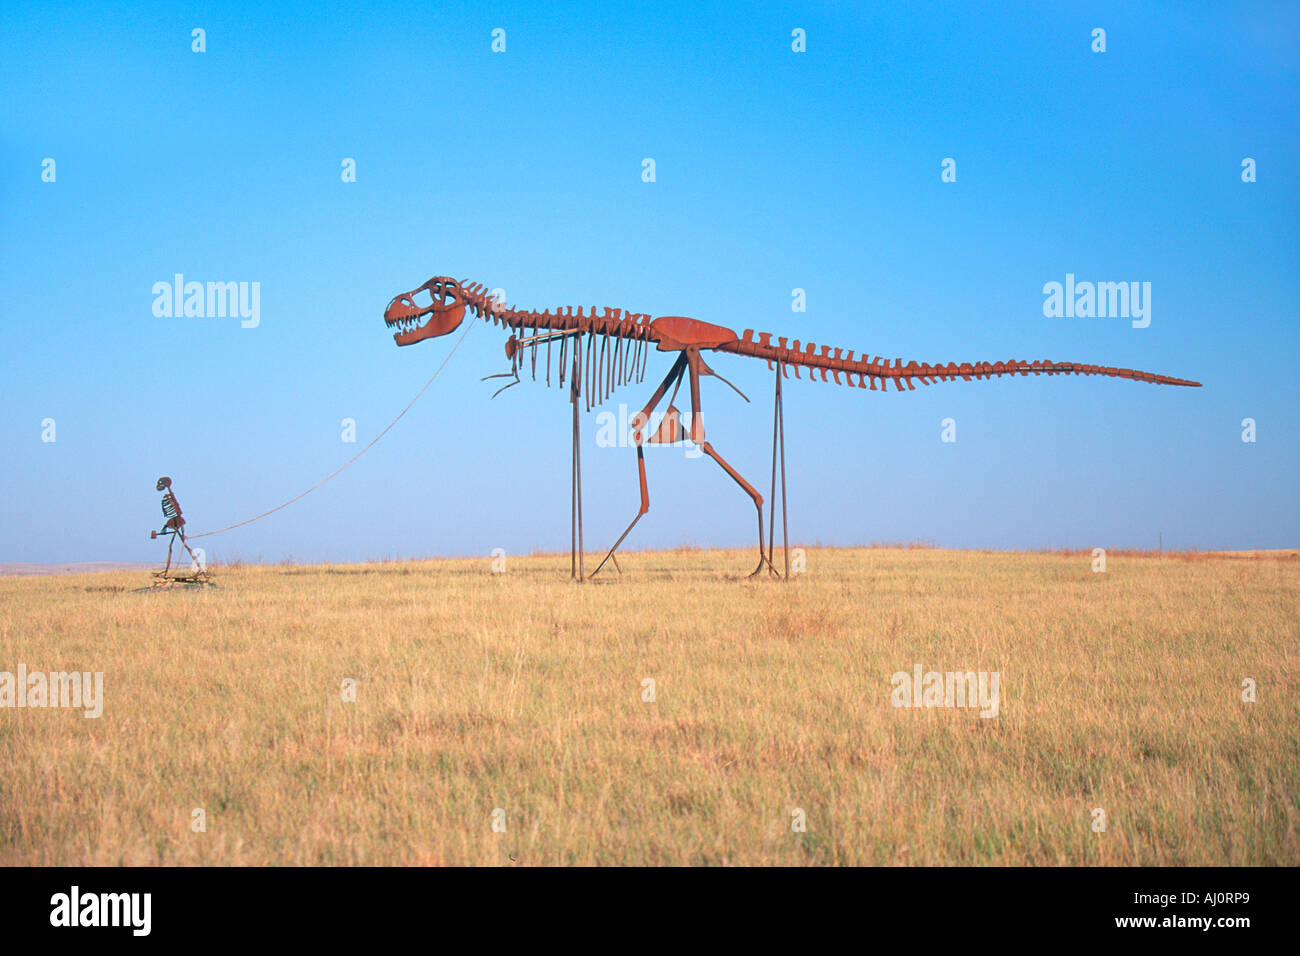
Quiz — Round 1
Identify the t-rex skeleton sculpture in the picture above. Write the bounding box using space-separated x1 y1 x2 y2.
383 276 1200 579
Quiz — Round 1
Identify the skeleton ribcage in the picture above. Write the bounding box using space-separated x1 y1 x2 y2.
161 493 183 528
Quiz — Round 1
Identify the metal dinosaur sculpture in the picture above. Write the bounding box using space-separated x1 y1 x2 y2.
383 276 1200 580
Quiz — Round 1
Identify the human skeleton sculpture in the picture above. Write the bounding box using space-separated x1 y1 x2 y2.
383 276 1201 579
149 476 206 580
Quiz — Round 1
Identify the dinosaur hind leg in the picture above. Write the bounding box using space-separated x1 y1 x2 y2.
589 445 649 579
588 352 689 580
699 440 775 578
685 349 778 578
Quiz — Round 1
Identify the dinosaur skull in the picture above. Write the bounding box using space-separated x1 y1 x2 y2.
384 276 468 346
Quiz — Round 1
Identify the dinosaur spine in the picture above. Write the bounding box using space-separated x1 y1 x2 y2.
457 281 657 407
718 329 1201 389
453 280 1201 392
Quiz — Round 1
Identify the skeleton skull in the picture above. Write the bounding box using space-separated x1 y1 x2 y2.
383 276 468 346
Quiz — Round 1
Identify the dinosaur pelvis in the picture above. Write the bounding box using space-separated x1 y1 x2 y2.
651 315 739 351
647 405 688 444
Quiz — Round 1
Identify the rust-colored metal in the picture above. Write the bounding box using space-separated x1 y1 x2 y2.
148 477 208 583
383 276 1202 578
768 358 789 579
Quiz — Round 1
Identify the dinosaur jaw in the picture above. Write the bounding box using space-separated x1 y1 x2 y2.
384 277 468 346
385 303 439 346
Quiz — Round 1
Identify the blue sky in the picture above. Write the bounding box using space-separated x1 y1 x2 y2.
2 0 1296 563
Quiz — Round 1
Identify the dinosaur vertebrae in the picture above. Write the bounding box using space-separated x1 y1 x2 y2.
453 280 1199 393
719 330 1201 389
456 281 656 408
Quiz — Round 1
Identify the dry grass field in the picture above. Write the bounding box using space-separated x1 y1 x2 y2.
1 547 1296 866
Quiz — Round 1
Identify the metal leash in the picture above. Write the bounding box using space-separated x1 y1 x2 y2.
189 320 474 540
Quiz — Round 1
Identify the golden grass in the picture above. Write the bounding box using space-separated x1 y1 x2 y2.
0 547 1296 866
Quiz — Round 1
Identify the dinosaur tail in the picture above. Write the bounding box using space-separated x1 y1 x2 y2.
717 330 1202 390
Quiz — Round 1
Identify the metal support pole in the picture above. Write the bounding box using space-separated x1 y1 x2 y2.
768 362 779 571
571 401 578 580
768 360 790 579
571 333 585 582
778 365 789 579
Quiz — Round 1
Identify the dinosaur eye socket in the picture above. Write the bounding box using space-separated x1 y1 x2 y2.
416 277 460 307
